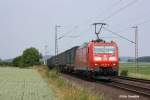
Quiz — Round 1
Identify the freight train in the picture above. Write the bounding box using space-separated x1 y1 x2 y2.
47 39 119 79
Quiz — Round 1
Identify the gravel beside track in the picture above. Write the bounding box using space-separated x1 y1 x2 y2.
61 73 150 100
0 67 55 100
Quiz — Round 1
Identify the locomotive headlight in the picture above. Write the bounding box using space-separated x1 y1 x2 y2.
94 57 102 61
109 57 116 61
113 63 116 66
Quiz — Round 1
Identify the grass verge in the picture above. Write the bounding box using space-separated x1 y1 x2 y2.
119 62 150 80
35 65 103 100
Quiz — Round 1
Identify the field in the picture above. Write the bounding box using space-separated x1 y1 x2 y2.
0 67 55 100
119 62 150 80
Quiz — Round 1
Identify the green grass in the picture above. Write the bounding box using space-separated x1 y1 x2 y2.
37 66 103 100
119 62 150 80
120 62 150 67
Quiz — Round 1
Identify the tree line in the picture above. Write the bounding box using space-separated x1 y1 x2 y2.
0 47 43 68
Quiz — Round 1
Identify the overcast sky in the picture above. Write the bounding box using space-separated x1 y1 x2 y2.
0 0 150 59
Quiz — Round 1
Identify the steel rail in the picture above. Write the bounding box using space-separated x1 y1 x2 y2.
107 80 150 97
116 76 150 84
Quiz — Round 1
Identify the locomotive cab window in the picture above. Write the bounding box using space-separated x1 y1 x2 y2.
94 46 115 54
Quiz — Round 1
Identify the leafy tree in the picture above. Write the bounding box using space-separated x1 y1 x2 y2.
22 47 42 67
12 47 42 67
12 56 23 67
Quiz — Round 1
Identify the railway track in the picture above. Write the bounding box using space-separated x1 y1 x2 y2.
61 73 150 99
116 76 150 84
107 76 150 97
64 73 150 97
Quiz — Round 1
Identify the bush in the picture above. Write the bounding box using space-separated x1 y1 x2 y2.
120 70 128 76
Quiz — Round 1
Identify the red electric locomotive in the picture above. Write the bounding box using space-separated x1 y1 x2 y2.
74 40 119 77
47 39 119 78
47 23 119 79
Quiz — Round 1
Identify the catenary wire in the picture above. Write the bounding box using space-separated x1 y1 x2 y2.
101 0 138 21
103 27 135 43
69 0 138 39
58 0 123 39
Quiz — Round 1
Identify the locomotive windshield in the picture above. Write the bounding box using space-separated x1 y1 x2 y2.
94 46 115 54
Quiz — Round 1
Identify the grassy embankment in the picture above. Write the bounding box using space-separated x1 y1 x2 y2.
36 66 103 100
119 62 150 80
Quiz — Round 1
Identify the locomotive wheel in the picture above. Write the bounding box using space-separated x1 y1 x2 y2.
87 71 93 81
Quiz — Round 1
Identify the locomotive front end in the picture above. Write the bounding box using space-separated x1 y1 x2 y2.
89 41 119 76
